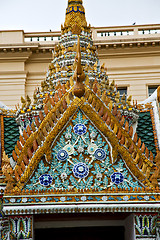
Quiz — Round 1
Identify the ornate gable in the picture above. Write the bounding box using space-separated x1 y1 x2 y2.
24 109 143 192
2 84 160 208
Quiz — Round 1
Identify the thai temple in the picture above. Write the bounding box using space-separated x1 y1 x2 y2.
0 0 160 239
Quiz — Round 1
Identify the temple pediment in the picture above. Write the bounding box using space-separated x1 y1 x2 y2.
2 83 160 209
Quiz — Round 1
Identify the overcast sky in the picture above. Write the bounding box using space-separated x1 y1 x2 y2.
0 0 160 32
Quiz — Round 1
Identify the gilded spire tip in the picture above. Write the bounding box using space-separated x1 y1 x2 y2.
62 0 90 35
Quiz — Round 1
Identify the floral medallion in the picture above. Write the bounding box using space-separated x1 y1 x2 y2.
94 148 106 160
87 143 98 155
73 123 87 135
73 162 89 179
64 144 74 155
39 174 53 186
110 172 124 185
57 149 69 161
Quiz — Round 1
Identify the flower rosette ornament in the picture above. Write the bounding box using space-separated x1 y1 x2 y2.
87 143 98 155
94 148 106 161
39 174 52 186
73 162 89 179
63 144 74 155
73 123 87 136
57 149 69 161
110 172 124 185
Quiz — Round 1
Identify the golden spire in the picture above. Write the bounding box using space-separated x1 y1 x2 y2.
62 0 90 35
73 36 85 98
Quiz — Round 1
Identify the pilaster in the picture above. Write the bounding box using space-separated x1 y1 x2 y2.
7 215 33 240
134 213 158 240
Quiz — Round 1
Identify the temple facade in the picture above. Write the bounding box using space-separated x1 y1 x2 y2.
0 0 160 239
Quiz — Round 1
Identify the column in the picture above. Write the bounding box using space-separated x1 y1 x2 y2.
8 215 33 240
134 213 158 239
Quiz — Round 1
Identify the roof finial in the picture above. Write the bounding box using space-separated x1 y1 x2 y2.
62 0 90 35
73 36 85 98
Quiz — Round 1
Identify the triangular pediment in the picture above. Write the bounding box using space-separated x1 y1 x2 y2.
24 109 144 192
3 89 156 196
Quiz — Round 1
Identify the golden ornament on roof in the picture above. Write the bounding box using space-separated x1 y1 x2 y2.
21 96 26 109
115 91 120 103
26 95 31 108
105 79 109 90
101 63 105 73
94 61 98 71
56 63 60 72
121 93 126 105
101 77 106 89
73 36 85 98
126 95 132 106
63 0 90 35
33 92 38 105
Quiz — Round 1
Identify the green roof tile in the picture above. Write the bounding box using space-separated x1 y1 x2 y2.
4 117 19 158
137 111 157 157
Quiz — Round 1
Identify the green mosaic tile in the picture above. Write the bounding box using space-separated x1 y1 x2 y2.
4 117 19 158
137 111 157 157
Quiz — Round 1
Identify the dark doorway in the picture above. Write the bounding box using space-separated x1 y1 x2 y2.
35 226 125 240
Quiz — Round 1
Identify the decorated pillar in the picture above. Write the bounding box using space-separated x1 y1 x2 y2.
8 215 33 240
0 194 4 239
0 217 10 240
0 188 9 240
1 214 33 240
134 213 158 239
156 214 160 240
